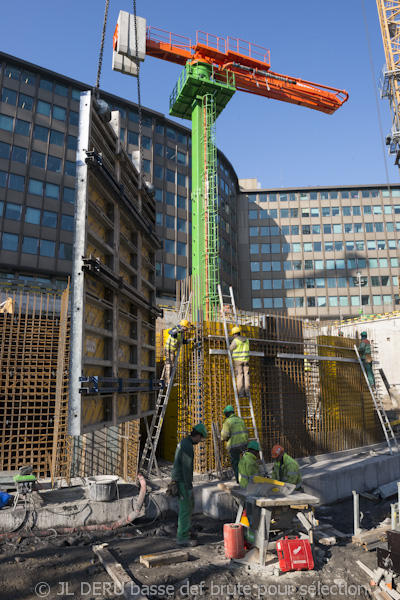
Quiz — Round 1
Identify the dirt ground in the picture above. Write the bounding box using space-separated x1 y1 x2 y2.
0 495 395 600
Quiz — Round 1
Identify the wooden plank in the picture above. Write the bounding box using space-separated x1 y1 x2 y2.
352 526 389 545
93 543 148 600
139 549 189 568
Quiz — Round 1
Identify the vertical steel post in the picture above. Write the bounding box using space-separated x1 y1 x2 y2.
353 490 361 536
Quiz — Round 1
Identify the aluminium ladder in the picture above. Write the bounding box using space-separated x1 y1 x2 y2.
354 345 398 454
217 284 266 472
139 293 192 477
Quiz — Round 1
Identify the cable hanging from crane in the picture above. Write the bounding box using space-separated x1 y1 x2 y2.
95 0 110 98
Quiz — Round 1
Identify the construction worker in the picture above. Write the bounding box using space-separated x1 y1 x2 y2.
338 330 344 337
358 331 375 387
270 445 302 490
221 404 249 483
229 326 250 397
164 319 191 386
238 441 260 488
171 423 207 548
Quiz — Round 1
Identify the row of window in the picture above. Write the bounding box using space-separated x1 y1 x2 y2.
154 165 187 187
0 201 73 229
249 222 400 237
0 113 76 152
154 143 187 165
250 239 400 255
250 257 396 272
1 88 79 126
249 189 400 203
156 190 189 210
249 205 400 220
252 275 398 291
155 263 186 279
0 141 76 175
163 239 186 255
0 171 75 202
1 232 72 259
252 295 395 309
156 213 188 232
2 63 80 100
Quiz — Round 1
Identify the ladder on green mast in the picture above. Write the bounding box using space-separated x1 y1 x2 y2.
217 284 266 472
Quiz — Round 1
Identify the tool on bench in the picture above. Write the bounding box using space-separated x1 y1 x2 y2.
246 476 296 498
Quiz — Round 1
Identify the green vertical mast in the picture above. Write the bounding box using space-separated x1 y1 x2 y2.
170 62 235 319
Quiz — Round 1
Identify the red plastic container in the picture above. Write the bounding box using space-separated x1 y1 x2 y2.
276 536 314 572
223 523 245 559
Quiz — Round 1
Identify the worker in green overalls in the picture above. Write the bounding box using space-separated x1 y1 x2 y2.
221 405 249 483
270 444 302 490
358 331 375 387
229 326 250 397
164 319 191 386
238 441 261 488
171 423 207 548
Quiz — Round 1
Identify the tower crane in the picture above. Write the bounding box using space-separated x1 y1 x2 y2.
114 15 348 319
376 0 400 165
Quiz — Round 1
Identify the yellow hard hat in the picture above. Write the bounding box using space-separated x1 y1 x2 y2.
231 326 241 335
180 319 190 328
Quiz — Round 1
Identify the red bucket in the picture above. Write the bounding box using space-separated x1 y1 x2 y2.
223 523 245 559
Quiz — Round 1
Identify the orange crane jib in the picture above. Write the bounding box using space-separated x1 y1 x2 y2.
146 27 348 115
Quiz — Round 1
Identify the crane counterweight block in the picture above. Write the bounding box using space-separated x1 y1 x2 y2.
112 11 147 77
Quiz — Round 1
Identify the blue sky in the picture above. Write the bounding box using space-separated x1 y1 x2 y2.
1 0 398 188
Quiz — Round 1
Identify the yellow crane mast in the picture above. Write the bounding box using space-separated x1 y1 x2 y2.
377 0 400 163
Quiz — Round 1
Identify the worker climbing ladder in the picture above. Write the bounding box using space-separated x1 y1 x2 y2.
354 345 398 455
139 294 192 477
217 284 266 471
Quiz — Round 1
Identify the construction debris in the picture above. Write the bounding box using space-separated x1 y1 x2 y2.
139 548 189 568
93 543 148 600
352 526 390 549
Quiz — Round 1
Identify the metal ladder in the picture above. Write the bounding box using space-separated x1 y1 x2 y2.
354 344 398 454
139 293 192 477
217 284 266 471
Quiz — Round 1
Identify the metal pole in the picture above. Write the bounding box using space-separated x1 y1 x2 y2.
353 490 361 536
391 503 397 530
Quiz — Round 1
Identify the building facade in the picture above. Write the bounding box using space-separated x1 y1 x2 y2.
238 181 400 319
0 52 239 299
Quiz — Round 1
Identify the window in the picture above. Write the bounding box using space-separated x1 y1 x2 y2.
391 258 399 268
128 131 138 145
0 114 13 131
293 260 302 270
365 223 374 233
336 259 345 269
49 130 64 146
177 132 187 144
332 206 340 216
166 127 176 140
274 298 284 308
65 160 76 177
344 224 353 234
317 297 327 307
322 207 330 217
306 278 315 289
292 243 301 253
307 297 316 307
25 207 40 224
164 264 175 278
5 65 20 80
356 241 365 250
373 205 382 214
40 77 53 91
251 262 260 272
165 215 175 229
48 155 62 173
67 135 77 150
5 202 22 221
59 242 73 260
284 279 294 289
63 187 75 204
310 208 319 217
301 208 310 217
154 165 164 179
31 151 46 169
383 295 392 305
333 224 342 234
264 298 273 308
271 243 280 253
15 118 30 136
11 146 27 164
263 279 272 290
373 295 382 306
34 125 49 142
177 218 186 232
325 242 333 252
329 296 338 307
295 298 304 307
294 278 304 289
369 258 378 268
142 136 152 150
353 206 361 216
176 266 186 279
304 243 312 252
8 173 24 191
55 83 68 97
327 277 336 288
177 173 186 187
250 244 258 254
312 225 321 234
177 195 186 209
61 214 74 231
316 278 325 288
343 206 351 216
40 240 56 257
177 151 186 165
69 110 79 126
304 260 313 270
45 183 59 199
0 142 10 160
1 88 17 105
28 179 43 196
302 225 311 235
326 259 335 269
42 210 58 228
283 261 292 270
177 242 186 256
2 233 18 251
291 225 299 235
164 239 175 253
156 212 163 226
18 94 33 111
22 236 39 254
252 298 262 309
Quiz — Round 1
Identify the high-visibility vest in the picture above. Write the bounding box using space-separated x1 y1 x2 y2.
221 415 249 450
304 359 311 372
238 451 259 488
165 328 182 352
232 337 250 362
271 453 302 487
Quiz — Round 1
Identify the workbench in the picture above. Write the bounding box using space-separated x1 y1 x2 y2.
232 489 320 566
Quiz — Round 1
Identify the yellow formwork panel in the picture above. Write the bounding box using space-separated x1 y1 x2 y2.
88 213 107 242
89 187 107 212
118 319 131 338
87 242 105 261
83 396 108 427
120 218 132 240
86 278 106 299
118 342 131 363
117 395 130 418
85 335 105 359
120 245 132 265
85 303 107 329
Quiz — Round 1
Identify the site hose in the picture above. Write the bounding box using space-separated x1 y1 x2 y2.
0 474 147 541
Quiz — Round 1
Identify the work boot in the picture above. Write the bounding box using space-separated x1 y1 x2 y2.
177 539 198 547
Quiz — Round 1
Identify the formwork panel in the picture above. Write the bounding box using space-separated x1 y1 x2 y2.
69 91 162 435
